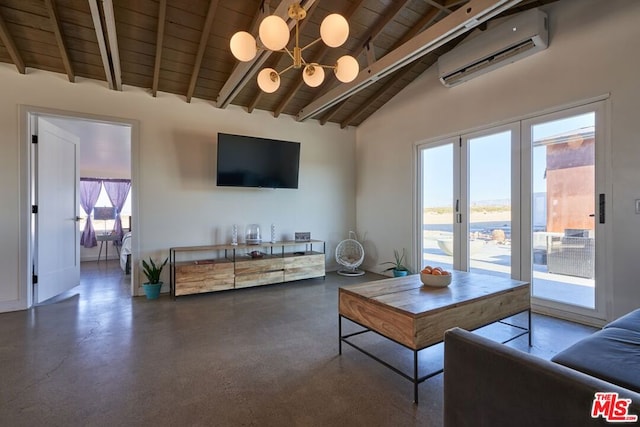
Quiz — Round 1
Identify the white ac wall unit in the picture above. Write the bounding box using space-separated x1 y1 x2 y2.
438 8 548 87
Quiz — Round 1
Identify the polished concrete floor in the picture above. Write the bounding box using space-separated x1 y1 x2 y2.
0 261 596 426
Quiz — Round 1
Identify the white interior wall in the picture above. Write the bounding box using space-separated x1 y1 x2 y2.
356 0 640 320
0 66 356 311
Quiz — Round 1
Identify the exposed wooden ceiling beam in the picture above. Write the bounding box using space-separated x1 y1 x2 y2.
44 0 74 82
152 0 167 97
272 0 361 118
186 0 219 103
297 0 523 121
424 0 454 15
251 0 271 33
391 0 468 47
102 0 122 90
319 101 345 125
339 3 470 128
0 10 25 74
338 1 470 126
317 95 343 125
247 91 263 113
216 0 318 109
340 61 420 129
322 0 450 124
319 0 458 125
236 2 275 112
361 0 412 57
88 0 114 89
317 0 413 124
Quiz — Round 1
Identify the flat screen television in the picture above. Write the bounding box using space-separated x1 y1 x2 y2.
216 133 300 189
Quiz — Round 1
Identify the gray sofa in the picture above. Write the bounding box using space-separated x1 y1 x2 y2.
444 309 640 426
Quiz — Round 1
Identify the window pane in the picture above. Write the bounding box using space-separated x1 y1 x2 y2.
78 183 132 233
531 112 595 309
468 131 512 278
421 143 454 271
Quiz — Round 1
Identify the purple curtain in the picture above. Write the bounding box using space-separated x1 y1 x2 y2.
103 180 131 245
79 179 102 248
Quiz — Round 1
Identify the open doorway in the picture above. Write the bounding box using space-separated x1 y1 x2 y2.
27 110 136 305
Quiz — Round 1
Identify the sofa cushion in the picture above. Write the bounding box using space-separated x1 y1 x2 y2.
604 308 640 333
552 327 640 392
444 328 640 427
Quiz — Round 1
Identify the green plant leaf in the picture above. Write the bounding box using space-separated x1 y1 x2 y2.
379 248 411 273
141 257 167 284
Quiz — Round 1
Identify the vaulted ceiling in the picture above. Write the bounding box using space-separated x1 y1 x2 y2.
0 0 557 128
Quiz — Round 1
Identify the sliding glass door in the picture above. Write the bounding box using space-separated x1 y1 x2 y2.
417 101 608 321
420 140 456 271
418 125 518 276
522 103 607 318
464 128 517 278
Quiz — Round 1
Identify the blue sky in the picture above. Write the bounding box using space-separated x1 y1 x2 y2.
422 112 595 207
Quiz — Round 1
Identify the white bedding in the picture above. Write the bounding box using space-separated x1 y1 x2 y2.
120 231 132 273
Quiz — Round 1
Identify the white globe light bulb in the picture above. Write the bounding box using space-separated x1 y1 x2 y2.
302 64 325 87
320 14 349 48
259 15 289 51
335 55 359 83
230 31 257 62
257 68 280 93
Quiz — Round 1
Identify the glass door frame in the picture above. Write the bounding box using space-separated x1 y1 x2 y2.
521 100 610 322
415 137 460 271
416 123 520 276
460 123 521 276
415 99 610 324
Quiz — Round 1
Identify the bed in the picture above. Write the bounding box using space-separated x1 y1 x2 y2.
120 231 132 274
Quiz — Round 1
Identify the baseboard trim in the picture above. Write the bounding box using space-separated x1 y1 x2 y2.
532 304 606 328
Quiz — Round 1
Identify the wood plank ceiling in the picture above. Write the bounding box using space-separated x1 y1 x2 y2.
0 0 558 128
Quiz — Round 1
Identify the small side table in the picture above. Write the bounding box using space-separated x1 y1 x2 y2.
97 233 120 263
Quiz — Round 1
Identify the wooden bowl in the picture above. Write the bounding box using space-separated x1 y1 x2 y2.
420 272 452 288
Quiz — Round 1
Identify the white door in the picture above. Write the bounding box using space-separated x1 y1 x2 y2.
522 102 608 320
462 125 520 278
35 118 80 303
418 139 457 272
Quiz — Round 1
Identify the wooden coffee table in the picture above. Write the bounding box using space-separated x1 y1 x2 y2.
338 270 530 403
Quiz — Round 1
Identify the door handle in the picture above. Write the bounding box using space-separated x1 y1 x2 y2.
589 214 595 217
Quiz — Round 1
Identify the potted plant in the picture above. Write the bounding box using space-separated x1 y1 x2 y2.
381 248 411 277
141 257 168 300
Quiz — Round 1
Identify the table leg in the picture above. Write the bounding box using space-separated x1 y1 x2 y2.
97 241 104 263
338 315 342 355
413 350 419 404
528 309 532 347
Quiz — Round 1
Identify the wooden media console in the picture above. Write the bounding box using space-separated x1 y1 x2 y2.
169 240 325 297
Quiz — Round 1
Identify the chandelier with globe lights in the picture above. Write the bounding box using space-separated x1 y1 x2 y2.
229 2 359 93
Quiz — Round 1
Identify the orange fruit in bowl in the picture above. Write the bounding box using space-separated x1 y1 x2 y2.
441 270 450 276
432 266 442 272
432 269 442 276
422 267 432 274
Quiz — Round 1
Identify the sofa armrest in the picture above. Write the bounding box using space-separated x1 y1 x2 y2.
444 328 640 427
